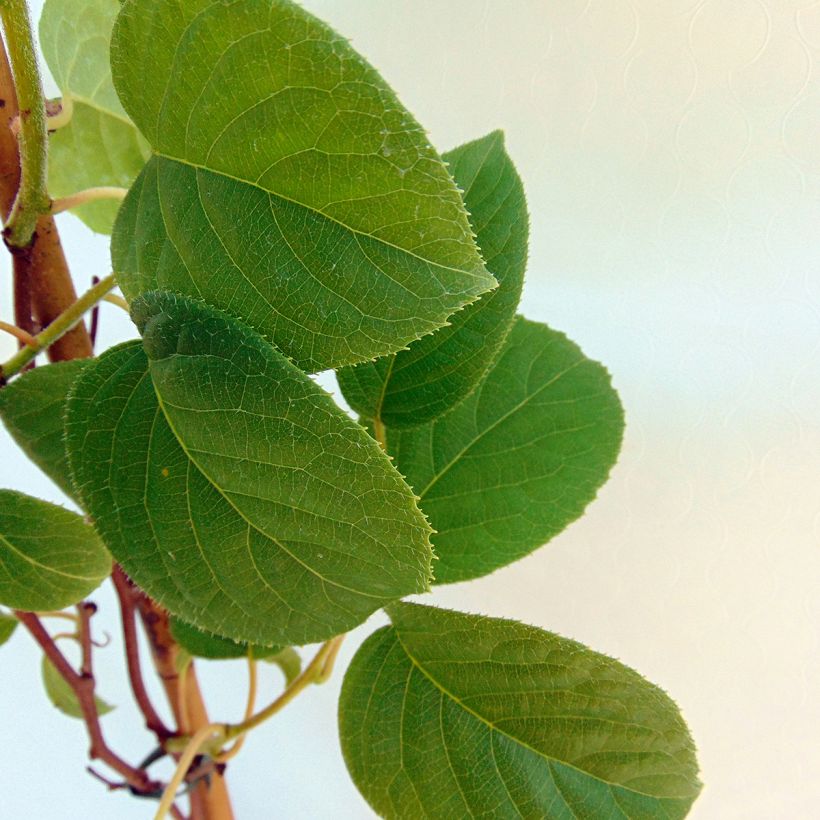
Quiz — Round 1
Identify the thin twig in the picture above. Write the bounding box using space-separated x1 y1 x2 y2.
51 186 127 215
15 610 161 795
215 658 258 763
111 566 172 740
89 276 100 349
0 318 36 347
77 601 96 679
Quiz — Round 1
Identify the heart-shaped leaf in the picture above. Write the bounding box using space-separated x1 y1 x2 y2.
340 602 702 819
110 0 495 371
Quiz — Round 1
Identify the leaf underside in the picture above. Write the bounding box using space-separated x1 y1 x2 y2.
66 293 433 646
169 615 282 660
386 317 625 584
41 655 113 719
0 490 111 611
339 603 702 820
338 130 528 428
110 0 495 371
40 0 149 233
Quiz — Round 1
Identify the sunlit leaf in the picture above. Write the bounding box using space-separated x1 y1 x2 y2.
386 318 624 583
339 130 527 427
40 0 149 233
0 490 111 611
0 360 89 501
66 294 433 646
110 0 495 371
340 602 702 819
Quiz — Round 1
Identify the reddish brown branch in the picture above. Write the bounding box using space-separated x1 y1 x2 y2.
111 565 172 741
15 610 161 795
134 594 235 820
0 39 91 364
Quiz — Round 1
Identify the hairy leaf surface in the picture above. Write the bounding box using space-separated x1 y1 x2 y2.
0 360 89 501
67 295 433 646
170 616 282 661
0 490 110 611
339 131 527 427
340 603 702 820
110 0 495 371
387 318 624 583
41 656 114 719
40 0 149 233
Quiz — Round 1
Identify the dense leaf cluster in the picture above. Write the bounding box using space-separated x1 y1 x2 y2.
0 0 701 816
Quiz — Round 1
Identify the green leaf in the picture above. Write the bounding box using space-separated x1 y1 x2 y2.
264 646 301 685
41 655 114 719
0 612 18 646
0 360 89 501
338 131 528 428
386 317 624 584
110 0 496 372
66 294 433 647
340 602 702 820
169 616 282 661
39 0 150 233
0 490 111 611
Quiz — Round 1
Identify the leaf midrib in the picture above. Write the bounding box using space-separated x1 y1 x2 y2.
0 531 101 583
152 150 494 283
391 628 694 804
150 364 389 601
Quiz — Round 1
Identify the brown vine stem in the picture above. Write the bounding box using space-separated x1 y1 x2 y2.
15 610 161 795
134 593 235 820
0 36 92 363
111 565 172 741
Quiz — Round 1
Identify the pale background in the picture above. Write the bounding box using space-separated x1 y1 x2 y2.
1 1 818 817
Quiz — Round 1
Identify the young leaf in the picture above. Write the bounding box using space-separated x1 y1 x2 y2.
339 131 528 428
169 616 282 661
0 490 111 611
41 656 114 720
66 295 433 647
109 0 496 372
0 360 89 501
340 602 702 820
264 646 301 685
0 612 18 647
39 0 150 233
386 317 625 584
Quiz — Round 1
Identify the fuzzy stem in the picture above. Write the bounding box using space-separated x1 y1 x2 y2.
0 0 50 246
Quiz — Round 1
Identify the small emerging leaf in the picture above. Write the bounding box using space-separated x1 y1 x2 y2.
386 317 625 583
0 490 111 611
66 294 433 647
340 603 702 820
41 655 114 720
0 360 89 501
0 612 17 647
110 0 496 371
264 647 301 685
170 616 282 661
339 130 528 427
39 0 149 233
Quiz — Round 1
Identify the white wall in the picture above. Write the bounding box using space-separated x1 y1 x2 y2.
1 1 818 817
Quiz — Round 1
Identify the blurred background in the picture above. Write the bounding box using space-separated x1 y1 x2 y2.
1 1 819 817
